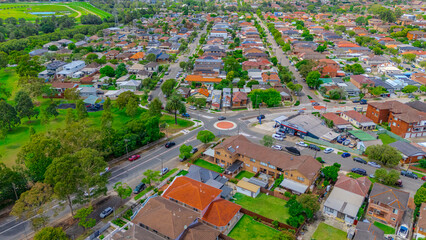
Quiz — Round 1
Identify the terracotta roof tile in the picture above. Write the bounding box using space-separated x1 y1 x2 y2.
202 199 241 227
335 175 371 197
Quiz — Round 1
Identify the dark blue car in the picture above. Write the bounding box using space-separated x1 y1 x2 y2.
341 152 351 158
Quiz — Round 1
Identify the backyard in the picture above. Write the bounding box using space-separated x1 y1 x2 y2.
233 193 290 223
228 215 280 240
192 159 224 173
378 134 397 145
312 223 347 240
373 221 395 234
235 170 255 180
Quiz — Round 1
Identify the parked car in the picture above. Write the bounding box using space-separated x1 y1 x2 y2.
296 141 308 147
100 207 114 219
395 179 403 187
179 156 187 162
165 142 176 148
148 95 153 101
342 139 351 146
189 105 197 110
341 152 351 158
401 170 418 179
353 157 367 164
422 176 426 181
352 99 360 103
309 144 320 151
272 134 285 141
258 114 265 119
397 224 409 238
311 102 320 106
323 148 334 154
128 155 140 161
351 168 367 176
285 146 300 156
133 182 146 194
271 145 283 151
367 161 381 168
217 116 226 120
181 113 190 118
165 71 169 75
161 167 169 175
190 147 198 154
360 99 367 105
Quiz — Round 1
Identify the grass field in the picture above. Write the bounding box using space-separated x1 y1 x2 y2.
378 134 397 145
228 215 280 240
374 221 395 234
312 223 347 240
0 2 111 21
192 159 224 173
233 193 290 223
235 171 255 180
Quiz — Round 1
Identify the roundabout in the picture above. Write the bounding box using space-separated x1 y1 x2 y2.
214 120 237 130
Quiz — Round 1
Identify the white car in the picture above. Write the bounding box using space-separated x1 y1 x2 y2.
397 224 408 238
272 134 285 141
323 148 334 154
296 141 308 147
367 161 381 168
271 145 283 150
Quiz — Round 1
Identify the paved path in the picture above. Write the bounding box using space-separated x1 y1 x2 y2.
60 4 81 18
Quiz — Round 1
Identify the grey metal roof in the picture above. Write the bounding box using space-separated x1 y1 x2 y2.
186 165 220 183
389 141 425 157
280 179 308 194
406 101 426 113
248 177 268 188
370 183 410 210
324 188 364 218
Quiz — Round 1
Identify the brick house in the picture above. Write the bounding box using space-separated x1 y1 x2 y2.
366 183 410 227
232 91 248 107
366 101 426 138
340 110 376 130
104 50 120 60
242 58 272 71
213 135 321 194
407 31 426 40
350 75 375 89
415 203 426 239
389 141 426 164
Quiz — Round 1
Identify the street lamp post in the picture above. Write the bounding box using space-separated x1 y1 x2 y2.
124 139 130 157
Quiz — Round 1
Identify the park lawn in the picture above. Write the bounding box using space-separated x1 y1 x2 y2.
378 134 397 145
233 193 290 223
68 2 112 18
312 223 347 240
0 68 20 100
235 171 255 180
160 114 194 133
228 215 280 240
193 159 224 173
374 221 395 234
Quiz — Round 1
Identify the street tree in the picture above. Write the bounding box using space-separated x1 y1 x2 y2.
74 205 96 230
15 90 37 120
114 182 132 204
148 97 162 117
141 169 161 187
194 97 207 109
161 79 176 97
165 94 185 124
306 71 322 89
125 97 139 118
374 169 399 186
76 100 88 120
179 61 187 70
34 227 69 240
0 163 28 204
197 130 215 145
116 91 140 109
402 85 418 94
0 100 20 130
365 145 402 166
322 163 341 182
179 144 193 160
261 135 274 147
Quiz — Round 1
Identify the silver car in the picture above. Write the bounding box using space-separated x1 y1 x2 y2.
271 145 283 151
367 161 381 168
100 207 113 219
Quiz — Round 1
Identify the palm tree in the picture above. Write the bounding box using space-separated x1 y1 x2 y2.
165 94 185 125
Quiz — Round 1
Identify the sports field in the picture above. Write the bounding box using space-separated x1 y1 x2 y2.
0 2 111 21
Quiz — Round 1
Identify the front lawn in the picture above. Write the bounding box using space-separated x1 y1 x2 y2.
235 171 255 180
228 215 280 240
192 159 224 173
160 168 178 181
346 172 376 184
378 134 397 145
312 223 347 240
233 193 290 223
374 221 395 234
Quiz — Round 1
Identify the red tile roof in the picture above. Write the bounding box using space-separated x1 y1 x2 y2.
335 175 371 197
202 199 241 227
322 112 350 126
162 176 222 211
342 110 374 123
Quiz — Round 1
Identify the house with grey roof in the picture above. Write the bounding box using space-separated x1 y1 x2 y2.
185 165 233 199
389 141 426 164
350 221 385 240
118 80 142 91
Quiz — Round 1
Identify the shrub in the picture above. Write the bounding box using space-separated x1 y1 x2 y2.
323 99 330 102
229 178 239 184
307 95 313 99
419 159 426 169
339 101 346 104
272 220 279 229
284 191 292 198
294 100 300 106
123 209 133 221
99 235 105 239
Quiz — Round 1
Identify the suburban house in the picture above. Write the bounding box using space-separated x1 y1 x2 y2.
323 175 371 224
350 75 375 89
236 179 260 198
232 91 248 108
185 75 222 85
407 31 426 40
185 165 233 199
340 110 376 130
56 61 86 78
415 203 426 239
322 112 352 132
366 183 410 227
145 62 159 72
117 80 142 91
389 141 426 164
213 135 322 194
350 221 385 240
366 101 426 138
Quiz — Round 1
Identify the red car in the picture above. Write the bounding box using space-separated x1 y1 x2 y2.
128 155 140 161
422 176 426 181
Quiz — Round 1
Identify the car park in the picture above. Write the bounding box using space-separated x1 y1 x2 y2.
351 168 367 176
367 161 381 168
271 145 283 151
296 141 308 147
133 182 146 194
190 147 198 154
128 155 140 161
165 142 176 148
100 207 114 219
161 167 169 175
309 144 320 151
341 152 351 158
217 116 226 120
323 148 334 154
353 157 367 164
285 146 300 156
272 134 285 141
401 170 418 179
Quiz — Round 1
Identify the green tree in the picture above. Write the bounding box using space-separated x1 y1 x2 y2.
391 57 401 64
179 61 187 70
74 205 96 230
297 194 320 214
261 135 274 147
179 144 193 159
63 88 79 102
46 102 59 120
141 169 161 187
0 100 20 130
148 97 163 117
322 163 341 182
161 79 176 97
0 51 9 69
365 145 401 166
76 100 88 120
421 85 426 93
15 90 37 120
194 97 207 109
165 94 185 124
65 108 75 125
197 130 215 145
125 97 139 118
369 86 387 96
402 85 418 94
100 65 115 77
115 63 128 78
237 79 246 88
113 182 132 204
116 91 139 109
374 169 399 186
306 71 322 89
34 227 69 240
146 53 156 62
402 53 416 62
101 107 113 129
415 186 426 206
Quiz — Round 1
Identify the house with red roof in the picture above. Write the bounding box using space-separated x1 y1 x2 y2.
322 112 352 132
261 72 280 83
340 110 376 130
242 58 272 71
232 91 248 107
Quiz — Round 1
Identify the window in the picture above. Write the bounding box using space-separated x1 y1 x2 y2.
421 228 424 232
221 160 225 163
216 151 221 155
250 158 256 162
285 172 288 175
391 218 396 221
260 162 268 167
297 176 304 182
269 165 276 169
393 122 396 126
393 209 398 214
246 164 250 167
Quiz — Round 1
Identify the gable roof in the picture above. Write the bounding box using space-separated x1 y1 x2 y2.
354 222 385 240
233 91 248 102
178 220 220 240
370 183 410 210
335 175 371 197
201 199 241 227
389 141 426 157
322 112 350 126
162 176 222 211
342 110 374 123
368 100 426 123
